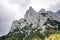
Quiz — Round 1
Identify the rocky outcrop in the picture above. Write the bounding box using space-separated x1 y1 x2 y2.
10 7 47 33
10 7 60 34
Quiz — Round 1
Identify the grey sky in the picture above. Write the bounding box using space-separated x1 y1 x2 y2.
48 2 60 12
0 0 60 36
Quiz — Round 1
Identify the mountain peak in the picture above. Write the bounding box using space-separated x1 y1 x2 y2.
39 8 46 13
29 6 36 12
24 7 36 15
29 7 33 10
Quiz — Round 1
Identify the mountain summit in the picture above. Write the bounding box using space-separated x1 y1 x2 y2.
39 8 46 13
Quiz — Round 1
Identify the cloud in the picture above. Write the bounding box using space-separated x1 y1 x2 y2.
10 0 31 8
9 0 32 18
29 0 60 12
0 4 18 36
48 2 60 12
0 0 32 36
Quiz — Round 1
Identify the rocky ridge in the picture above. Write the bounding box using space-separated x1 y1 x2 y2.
10 7 60 34
0 7 60 40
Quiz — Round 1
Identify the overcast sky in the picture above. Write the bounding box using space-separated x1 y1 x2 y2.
0 0 60 36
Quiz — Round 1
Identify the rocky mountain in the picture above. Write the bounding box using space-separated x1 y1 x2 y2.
10 7 48 33
10 7 60 33
0 7 60 40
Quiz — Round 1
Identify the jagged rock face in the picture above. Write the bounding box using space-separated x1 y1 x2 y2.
24 7 38 23
10 18 28 32
11 7 49 32
10 7 60 33
24 7 40 28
